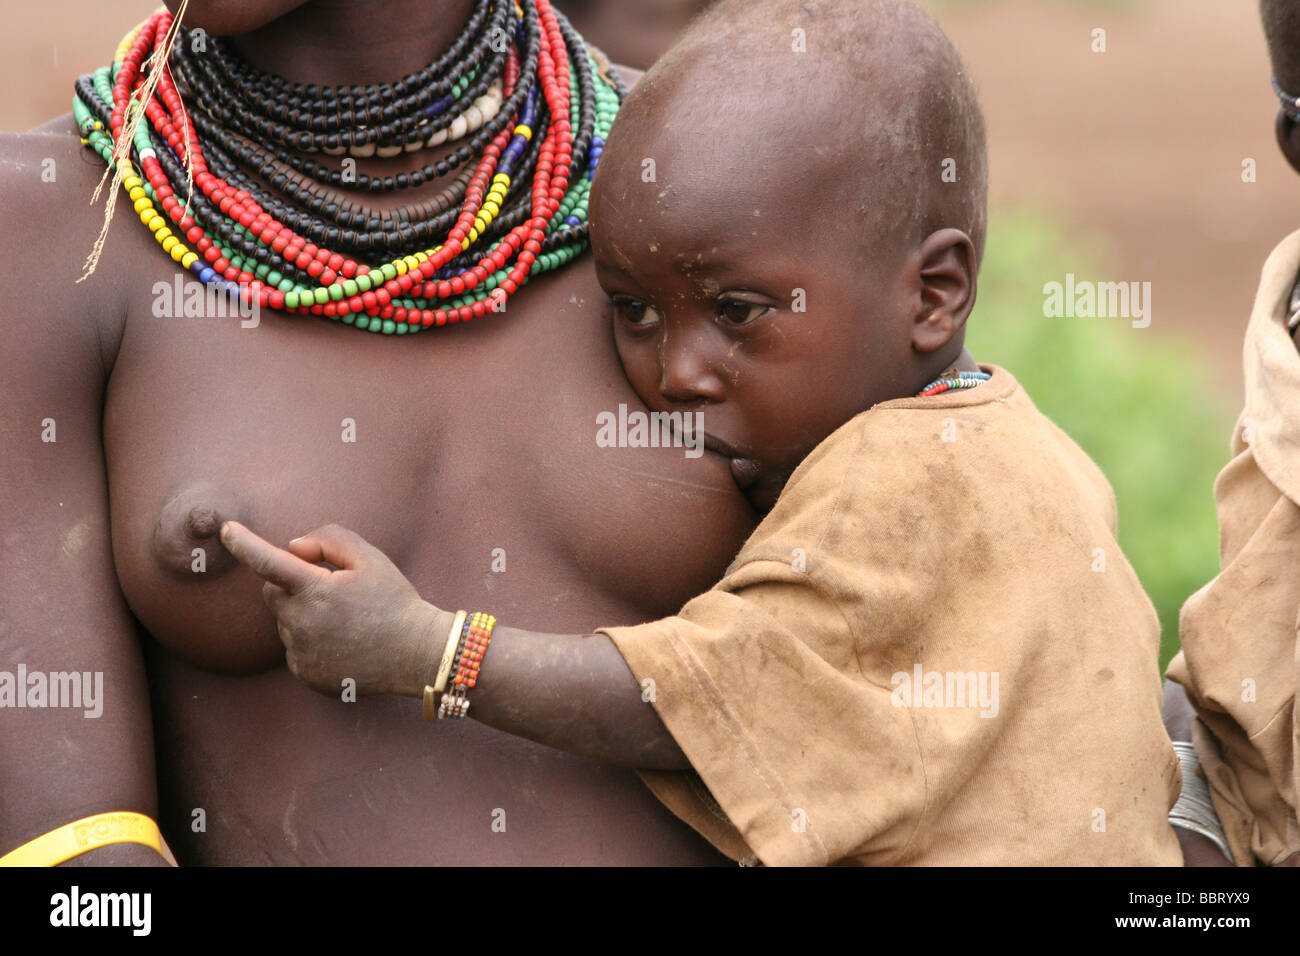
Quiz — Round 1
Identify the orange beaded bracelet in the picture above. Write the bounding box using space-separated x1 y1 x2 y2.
438 611 496 720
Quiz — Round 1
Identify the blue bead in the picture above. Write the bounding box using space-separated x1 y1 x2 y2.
199 267 216 284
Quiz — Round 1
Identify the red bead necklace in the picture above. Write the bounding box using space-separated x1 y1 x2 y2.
98 0 580 328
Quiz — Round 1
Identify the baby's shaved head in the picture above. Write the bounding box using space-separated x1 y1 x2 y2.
620 0 987 263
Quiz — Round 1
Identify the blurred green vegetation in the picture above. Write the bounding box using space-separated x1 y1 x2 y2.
966 208 1236 669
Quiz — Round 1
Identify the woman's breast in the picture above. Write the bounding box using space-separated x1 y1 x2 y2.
103 269 754 673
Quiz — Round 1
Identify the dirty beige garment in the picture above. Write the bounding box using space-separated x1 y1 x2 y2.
1167 228 1300 867
602 366 1182 866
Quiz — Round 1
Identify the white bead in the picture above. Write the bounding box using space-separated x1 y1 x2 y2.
464 106 484 132
376 143 403 158
449 115 469 141
351 140 376 158
322 144 346 156
138 148 156 160
425 127 448 148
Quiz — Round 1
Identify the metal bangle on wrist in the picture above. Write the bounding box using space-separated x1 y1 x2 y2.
1168 740 1233 862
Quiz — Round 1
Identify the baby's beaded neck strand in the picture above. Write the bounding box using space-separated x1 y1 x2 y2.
917 369 991 397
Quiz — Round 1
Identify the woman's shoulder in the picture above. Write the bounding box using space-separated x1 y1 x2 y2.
1 112 88 169
0 113 110 227
23 111 81 136
614 63 645 90
0 113 134 358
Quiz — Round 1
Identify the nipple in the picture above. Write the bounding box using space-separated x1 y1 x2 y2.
152 484 242 578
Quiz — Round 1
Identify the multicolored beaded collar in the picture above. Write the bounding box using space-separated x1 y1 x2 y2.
916 369 991 397
1273 74 1300 123
73 0 624 335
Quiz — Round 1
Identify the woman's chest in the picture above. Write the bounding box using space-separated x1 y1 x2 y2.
103 276 755 671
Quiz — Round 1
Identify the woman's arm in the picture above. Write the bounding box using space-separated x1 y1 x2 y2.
219 520 690 769
0 133 167 865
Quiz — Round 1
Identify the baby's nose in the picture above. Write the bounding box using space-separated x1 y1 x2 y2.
657 335 728 404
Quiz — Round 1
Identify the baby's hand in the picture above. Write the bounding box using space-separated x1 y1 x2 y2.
219 521 442 698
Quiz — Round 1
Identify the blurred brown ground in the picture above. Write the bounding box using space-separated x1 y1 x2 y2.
2 0 1296 398
939 0 1300 400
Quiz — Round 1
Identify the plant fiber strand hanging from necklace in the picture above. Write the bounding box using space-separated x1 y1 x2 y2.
73 0 624 334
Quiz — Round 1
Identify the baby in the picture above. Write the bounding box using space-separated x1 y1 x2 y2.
221 0 1182 865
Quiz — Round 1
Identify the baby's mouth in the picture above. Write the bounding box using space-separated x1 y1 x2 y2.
733 460 788 513
703 434 784 513
702 434 757 477
728 456 763 490
701 432 748 460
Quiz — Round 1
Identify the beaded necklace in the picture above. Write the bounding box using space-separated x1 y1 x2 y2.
916 369 991 397
73 0 624 334
1273 74 1300 123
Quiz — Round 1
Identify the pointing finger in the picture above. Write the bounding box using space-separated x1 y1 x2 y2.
286 523 373 571
220 520 328 595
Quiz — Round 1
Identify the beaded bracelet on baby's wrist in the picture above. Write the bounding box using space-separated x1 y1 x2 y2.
423 609 495 722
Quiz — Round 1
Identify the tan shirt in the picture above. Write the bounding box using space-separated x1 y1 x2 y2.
1167 228 1300 867
602 366 1182 866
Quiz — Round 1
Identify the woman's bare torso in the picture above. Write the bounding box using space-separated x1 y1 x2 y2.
19 117 755 865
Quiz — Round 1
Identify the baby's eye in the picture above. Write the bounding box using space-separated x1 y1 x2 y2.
612 297 661 326
717 299 771 326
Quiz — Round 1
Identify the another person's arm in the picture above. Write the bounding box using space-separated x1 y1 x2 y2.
1162 680 1234 867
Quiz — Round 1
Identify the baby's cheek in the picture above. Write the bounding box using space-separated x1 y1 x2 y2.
612 337 659 401
766 403 844 466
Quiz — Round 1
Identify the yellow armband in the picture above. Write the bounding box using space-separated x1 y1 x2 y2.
0 812 166 867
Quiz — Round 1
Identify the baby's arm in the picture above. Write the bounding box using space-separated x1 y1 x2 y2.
219 521 690 770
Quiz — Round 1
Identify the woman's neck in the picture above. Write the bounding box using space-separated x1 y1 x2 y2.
228 0 479 87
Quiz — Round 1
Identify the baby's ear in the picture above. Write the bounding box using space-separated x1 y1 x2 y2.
1275 109 1300 176
912 228 977 354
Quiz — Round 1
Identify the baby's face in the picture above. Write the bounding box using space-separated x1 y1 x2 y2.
590 110 921 512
